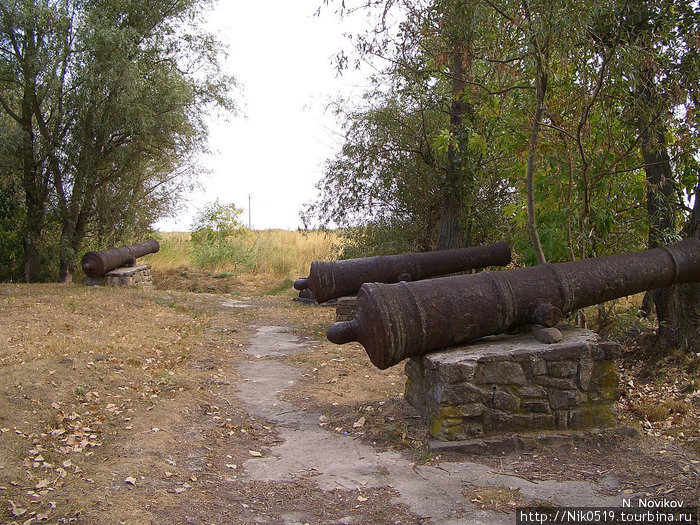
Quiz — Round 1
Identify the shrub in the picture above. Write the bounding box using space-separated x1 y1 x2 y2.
190 200 247 246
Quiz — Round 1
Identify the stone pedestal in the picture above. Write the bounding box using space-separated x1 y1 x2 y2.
83 264 153 287
404 326 620 442
335 296 357 321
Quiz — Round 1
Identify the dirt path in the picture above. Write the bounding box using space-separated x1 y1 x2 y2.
1 286 698 524
235 324 625 525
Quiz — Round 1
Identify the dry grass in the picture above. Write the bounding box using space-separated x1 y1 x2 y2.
465 485 523 513
143 230 338 296
0 284 211 523
0 284 425 524
146 230 338 277
2 279 700 522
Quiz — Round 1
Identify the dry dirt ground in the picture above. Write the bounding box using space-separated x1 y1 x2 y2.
1 283 699 524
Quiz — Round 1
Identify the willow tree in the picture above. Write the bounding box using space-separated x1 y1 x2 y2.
619 0 700 350
0 0 234 282
310 0 519 252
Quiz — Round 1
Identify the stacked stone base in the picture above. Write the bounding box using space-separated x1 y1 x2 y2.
83 264 153 287
404 326 619 442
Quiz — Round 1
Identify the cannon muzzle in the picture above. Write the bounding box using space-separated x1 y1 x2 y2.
298 241 511 303
327 238 700 369
81 239 160 278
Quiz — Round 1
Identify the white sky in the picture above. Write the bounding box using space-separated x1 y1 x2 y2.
155 0 372 231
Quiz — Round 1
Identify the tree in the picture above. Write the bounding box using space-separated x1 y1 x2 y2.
0 0 234 282
190 199 247 246
303 68 514 255
309 0 518 253
316 0 699 349
0 0 60 281
626 0 700 350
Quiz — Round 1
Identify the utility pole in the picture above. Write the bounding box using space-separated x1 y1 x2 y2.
248 194 252 229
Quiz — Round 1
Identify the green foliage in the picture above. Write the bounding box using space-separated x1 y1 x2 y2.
189 200 248 268
190 237 249 268
190 200 247 246
0 178 23 281
337 220 436 259
303 69 515 252
0 0 235 281
315 0 698 266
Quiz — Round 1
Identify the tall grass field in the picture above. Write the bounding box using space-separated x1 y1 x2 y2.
143 230 338 295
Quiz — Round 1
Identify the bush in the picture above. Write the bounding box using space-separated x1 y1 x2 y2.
336 219 434 260
188 200 249 268
190 236 249 268
190 200 247 246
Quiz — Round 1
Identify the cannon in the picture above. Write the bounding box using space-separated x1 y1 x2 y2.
81 239 160 278
293 241 511 304
327 238 700 369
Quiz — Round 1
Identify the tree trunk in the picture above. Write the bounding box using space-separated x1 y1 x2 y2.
22 184 45 282
436 195 467 250
436 49 470 251
638 110 699 352
667 184 700 351
524 19 548 265
636 59 688 349
57 188 91 284
20 64 45 282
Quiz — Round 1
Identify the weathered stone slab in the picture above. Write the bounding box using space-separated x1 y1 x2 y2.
83 264 153 287
475 361 527 386
404 326 619 441
532 325 563 343
428 426 639 455
548 360 577 378
334 296 357 320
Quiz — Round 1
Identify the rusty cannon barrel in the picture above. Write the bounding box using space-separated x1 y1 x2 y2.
293 241 511 304
327 238 700 369
81 239 160 278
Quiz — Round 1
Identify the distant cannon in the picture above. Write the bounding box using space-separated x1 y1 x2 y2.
81 239 160 278
294 242 512 304
327 238 700 369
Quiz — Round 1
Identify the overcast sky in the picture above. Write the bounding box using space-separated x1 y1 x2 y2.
155 0 371 231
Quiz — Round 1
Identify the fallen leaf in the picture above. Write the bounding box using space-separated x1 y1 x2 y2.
124 476 137 486
357 496 368 502
8 500 27 517
353 417 366 428
35 479 50 489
